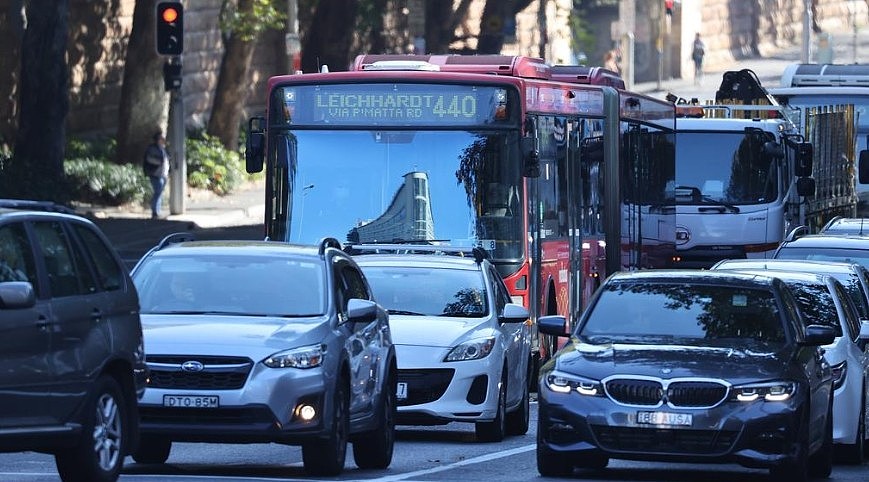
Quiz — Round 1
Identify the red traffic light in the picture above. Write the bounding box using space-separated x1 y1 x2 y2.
156 2 183 55
161 7 178 23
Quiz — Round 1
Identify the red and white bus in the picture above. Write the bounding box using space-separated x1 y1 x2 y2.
245 55 676 366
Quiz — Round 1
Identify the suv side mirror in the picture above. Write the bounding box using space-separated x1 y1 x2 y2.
347 298 378 324
0 282 36 309
794 142 813 177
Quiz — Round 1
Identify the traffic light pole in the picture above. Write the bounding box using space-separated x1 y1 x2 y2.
168 57 185 215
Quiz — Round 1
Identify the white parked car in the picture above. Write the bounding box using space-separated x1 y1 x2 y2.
353 245 532 442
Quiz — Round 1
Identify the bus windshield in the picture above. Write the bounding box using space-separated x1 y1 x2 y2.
675 131 778 205
268 129 523 261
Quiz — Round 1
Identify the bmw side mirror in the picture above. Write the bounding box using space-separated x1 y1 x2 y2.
803 324 835 346
537 314 569 337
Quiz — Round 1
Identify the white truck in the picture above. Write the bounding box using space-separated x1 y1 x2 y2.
773 63 869 215
670 69 857 269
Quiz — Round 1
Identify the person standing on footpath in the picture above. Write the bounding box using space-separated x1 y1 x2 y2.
142 131 170 219
691 32 706 86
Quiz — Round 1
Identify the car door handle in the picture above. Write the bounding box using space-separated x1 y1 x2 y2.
91 308 102 321
35 316 50 331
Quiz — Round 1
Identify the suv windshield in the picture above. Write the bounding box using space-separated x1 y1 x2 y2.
133 254 326 317
362 265 488 317
580 282 785 345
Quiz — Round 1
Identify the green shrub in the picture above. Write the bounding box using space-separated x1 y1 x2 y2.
65 158 149 206
186 133 248 195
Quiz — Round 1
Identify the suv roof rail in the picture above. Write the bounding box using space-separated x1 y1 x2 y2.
820 216 844 233
318 237 342 255
346 243 489 263
783 225 809 242
156 232 196 251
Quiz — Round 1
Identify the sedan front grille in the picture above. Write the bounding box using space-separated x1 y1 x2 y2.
605 378 663 406
604 377 729 408
397 369 454 406
147 355 254 390
592 425 737 455
666 381 728 407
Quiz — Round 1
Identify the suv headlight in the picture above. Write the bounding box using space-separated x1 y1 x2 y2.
263 344 324 369
730 381 796 402
545 372 603 396
444 337 495 362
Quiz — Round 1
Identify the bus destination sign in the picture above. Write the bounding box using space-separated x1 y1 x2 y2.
274 83 515 126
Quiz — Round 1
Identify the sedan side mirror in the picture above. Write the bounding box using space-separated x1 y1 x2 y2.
537 314 568 337
803 324 836 346
499 303 530 324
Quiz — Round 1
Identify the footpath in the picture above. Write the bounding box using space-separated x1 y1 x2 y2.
81 28 869 263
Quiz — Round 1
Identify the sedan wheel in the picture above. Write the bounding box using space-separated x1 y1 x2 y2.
506 365 530 436
475 372 507 442
55 376 127 482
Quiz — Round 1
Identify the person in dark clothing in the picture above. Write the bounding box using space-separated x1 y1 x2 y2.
142 131 170 219
692 32 706 86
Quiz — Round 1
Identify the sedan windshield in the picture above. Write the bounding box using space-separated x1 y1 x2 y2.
133 254 326 317
580 282 785 345
361 265 487 317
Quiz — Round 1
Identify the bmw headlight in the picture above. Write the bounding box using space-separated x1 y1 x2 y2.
444 337 495 362
730 381 796 402
263 344 324 369
545 372 603 396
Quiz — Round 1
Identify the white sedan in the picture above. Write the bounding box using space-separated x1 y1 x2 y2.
354 247 532 442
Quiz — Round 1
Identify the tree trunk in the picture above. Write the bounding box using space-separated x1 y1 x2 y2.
300 0 359 73
0 0 24 150
206 0 258 151
7 0 69 202
116 0 169 166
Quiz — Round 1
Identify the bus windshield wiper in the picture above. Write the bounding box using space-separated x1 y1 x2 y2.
698 196 740 213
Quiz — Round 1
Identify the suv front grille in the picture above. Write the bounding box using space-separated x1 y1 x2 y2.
397 368 454 406
147 355 254 390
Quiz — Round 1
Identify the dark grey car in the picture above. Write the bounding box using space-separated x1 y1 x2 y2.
0 205 147 482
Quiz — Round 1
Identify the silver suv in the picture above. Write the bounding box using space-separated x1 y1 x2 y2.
130 235 396 476
0 203 147 482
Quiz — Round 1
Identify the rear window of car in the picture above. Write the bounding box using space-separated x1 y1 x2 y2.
776 246 869 271
133 254 326 317
580 282 785 344
779 279 842 336
362 265 488 317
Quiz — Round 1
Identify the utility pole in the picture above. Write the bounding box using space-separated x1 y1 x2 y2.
802 0 813 63
285 0 300 73
538 0 548 60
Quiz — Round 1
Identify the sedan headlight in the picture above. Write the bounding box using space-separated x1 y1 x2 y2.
545 372 603 396
444 337 495 362
263 344 324 369
730 381 796 402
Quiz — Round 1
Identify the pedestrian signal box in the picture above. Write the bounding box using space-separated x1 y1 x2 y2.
156 2 183 55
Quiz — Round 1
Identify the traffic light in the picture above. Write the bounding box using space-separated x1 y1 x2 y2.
156 1 183 55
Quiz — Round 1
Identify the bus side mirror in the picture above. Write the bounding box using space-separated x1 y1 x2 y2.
245 116 265 173
797 176 816 197
522 136 540 178
794 142 813 177
859 150 869 184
